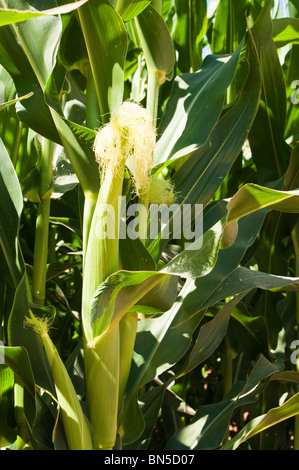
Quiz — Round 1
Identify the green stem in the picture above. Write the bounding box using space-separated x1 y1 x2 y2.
146 72 160 126
86 66 100 130
31 138 53 305
188 0 195 73
31 199 51 305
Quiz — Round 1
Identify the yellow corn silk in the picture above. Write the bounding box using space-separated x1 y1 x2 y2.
93 101 156 196
148 177 176 205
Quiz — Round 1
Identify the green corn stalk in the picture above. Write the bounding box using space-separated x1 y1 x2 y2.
81 101 158 449
81 100 176 449
82 150 126 450
31 137 54 306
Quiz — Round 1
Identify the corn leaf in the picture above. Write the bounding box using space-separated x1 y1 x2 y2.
154 39 244 165
0 140 54 393
148 29 261 260
184 292 249 374
222 184 299 248
0 366 16 447
135 4 175 79
222 391 299 450
0 0 88 26
0 139 23 287
122 210 267 445
90 218 224 340
76 0 128 119
211 0 249 54
248 0 290 184
0 4 61 143
166 355 280 450
173 0 207 73
116 0 150 21
0 344 57 449
0 91 33 111
272 17 299 47
90 271 166 340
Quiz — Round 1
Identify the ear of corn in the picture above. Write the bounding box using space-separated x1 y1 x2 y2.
81 101 164 449
25 313 93 450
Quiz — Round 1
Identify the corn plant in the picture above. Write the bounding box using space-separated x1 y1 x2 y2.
0 0 299 451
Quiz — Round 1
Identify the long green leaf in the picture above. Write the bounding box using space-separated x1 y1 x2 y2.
211 0 249 54
0 0 88 26
173 0 207 73
148 29 261 260
76 0 128 120
222 391 299 450
185 292 248 374
0 3 61 143
222 184 299 248
0 365 16 447
116 0 150 21
0 344 58 449
122 209 266 445
153 39 244 165
166 355 280 450
272 17 299 47
248 0 290 183
135 3 175 79
0 139 24 287
90 218 224 339
0 139 54 393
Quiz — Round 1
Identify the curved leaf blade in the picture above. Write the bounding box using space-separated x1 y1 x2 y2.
77 0 128 119
135 4 175 80
222 391 299 450
154 40 244 165
117 0 150 21
222 184 299 248
0 0 88 27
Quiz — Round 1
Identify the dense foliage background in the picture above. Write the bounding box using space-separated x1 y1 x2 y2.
0 0 299 451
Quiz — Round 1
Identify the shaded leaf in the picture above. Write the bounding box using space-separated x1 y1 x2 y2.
135 4 175 81
222 184 299 248
222 391 299 450
185 293 248 374
167 355 280 450
76 0 128 119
